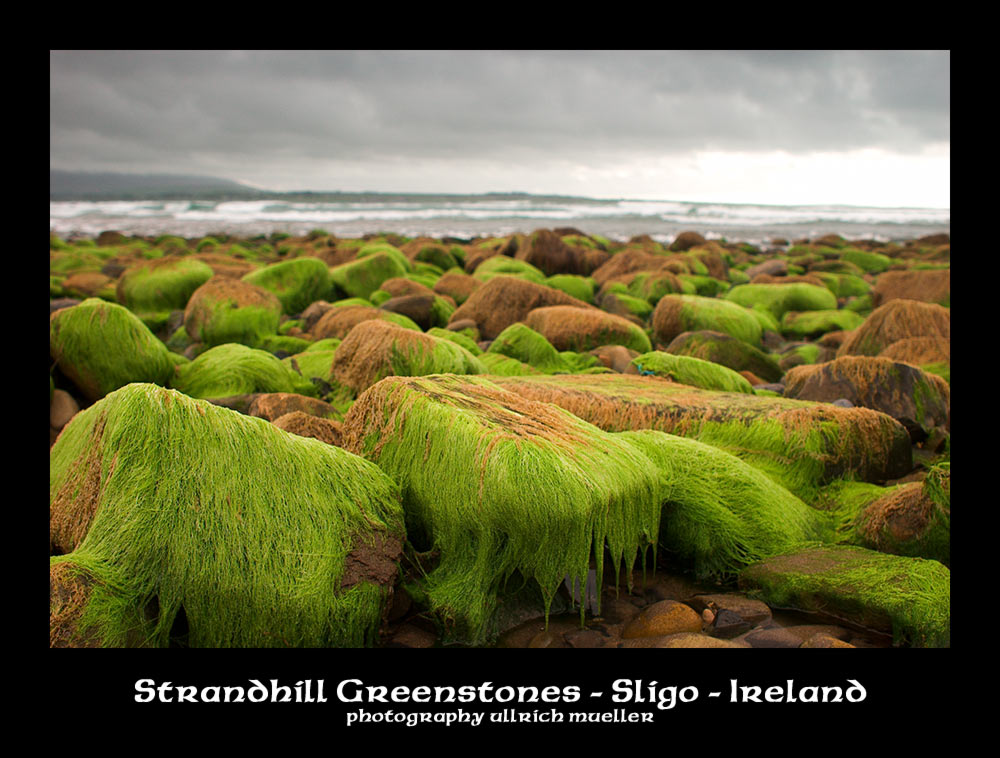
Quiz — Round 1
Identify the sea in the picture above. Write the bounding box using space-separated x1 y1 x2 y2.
49 195 950 246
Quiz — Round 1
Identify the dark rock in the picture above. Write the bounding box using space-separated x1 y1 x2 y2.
670 231 707 252
753 383 786 394
745 259 788 279
622 633 750 648
379 294 448 331
100 261 128 279
49 297 82 314
50 389 80 431
622 600 702 639
564 629 608 648
742 628 803 648
388 624 437 648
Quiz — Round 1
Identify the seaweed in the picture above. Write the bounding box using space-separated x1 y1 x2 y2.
50 384 404 647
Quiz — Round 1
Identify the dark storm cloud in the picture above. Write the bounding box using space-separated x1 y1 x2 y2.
50 50 949 176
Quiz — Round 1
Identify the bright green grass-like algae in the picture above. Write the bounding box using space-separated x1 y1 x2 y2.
171 343 319 399
343 374 665 643
630 351 754 393
50 384 406 647
49 298 176 402
739 545 950 647
621 429 831 578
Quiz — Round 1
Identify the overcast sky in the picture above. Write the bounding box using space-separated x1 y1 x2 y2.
50 50 950 207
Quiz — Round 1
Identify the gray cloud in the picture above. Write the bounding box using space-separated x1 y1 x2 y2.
50 50 950 187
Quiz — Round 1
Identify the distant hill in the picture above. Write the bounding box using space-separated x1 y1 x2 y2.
49 170 616 205
50 171 262 200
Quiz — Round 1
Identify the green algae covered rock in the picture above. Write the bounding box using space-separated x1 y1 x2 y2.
241 256 331 315
627 270 689 303
115 257 214 326
257 334 312 355
840 248 892 274
473 256 547 285
784 355 950 439
332 319 485 394
342 374 664 642
283 349 337 385
426 327 483 356
629 351 754 393
49 383 405 647
184 277 283 348
523 305 652 353
490 373 913 503
652 294 763 346
724 283 837 321
838 299 950 357
833 464 950 566
739 545 950 647
621 429 831 578
478 352 544 376
50 298 176 402
811 271 872 299
313 304 421 340
780 309 865 339
665 330 783 384
486 322 570 373
171 343 319 399
545 274 596 304
356 242 412 272
601 291 655 321
329 251 408 301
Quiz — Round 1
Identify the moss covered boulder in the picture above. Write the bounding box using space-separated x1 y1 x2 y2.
871 269 950 308
62 272 116 301
665 330 783 383
838 465 950 565
171 343 319 400
115 257 214 328
545 274 596 304
184 277 283 348
433 271 481 305
515 228 606 277
629 351 754 393
332 319 485 394
622 429 831 578
329 251 408 300
379 293 455 330
50 298 176 402
472 255 547 285
784 355 950 439
49 383 405 647
590 248 665 287
478 352 545 376
241 256 331 315
342 374 664 641
490 373 913 502
780 309 865 339
522 305 652 353
878 336 950 383
449 276 595 340
284 349 337 386
837 299 950 357
724 282 837 321
486 323 571 373
840 248 892 274
600 291 655 321
738 545 950 647
652 294 763 346
312 304 421 340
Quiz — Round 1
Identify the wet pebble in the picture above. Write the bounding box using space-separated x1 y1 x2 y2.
622 600 702 639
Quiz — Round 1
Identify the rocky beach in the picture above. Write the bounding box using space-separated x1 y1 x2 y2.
49 227 951 649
